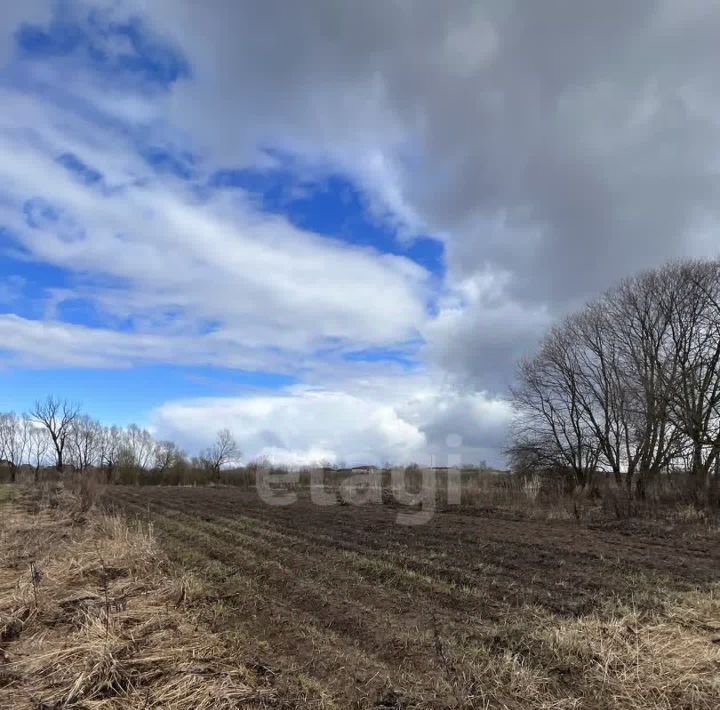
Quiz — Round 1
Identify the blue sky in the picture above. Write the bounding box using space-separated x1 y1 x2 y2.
0 1 470 464
2 6 436 360
1 1 716 465
0 365 297 425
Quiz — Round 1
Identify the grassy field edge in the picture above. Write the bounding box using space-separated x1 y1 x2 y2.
0 484 297 709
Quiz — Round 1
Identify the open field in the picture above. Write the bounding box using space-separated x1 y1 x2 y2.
107 485 720 709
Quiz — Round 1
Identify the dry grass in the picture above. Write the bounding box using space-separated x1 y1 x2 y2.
2 482 719 708
0 488 276 708
464 600 720 709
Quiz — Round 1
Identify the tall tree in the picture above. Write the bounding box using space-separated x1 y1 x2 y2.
659 261 720 503
27 425 50 481
99 425 123 483
511 326 600 489
68 416 103 473
123 424 155 470
29 397 81 472
510 258 720 504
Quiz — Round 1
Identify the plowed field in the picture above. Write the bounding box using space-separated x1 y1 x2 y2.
107 486 720 709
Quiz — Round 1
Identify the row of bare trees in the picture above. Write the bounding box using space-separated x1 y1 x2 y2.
510 259 720 505
0 396 239 483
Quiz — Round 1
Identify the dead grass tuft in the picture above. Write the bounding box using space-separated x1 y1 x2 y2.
436 598 720 709
0 495 275 709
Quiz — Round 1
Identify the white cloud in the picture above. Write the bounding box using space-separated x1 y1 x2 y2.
56 0 720 397
0 314 288 370
153 387 425 466
0 86 429 360
152 374 513 467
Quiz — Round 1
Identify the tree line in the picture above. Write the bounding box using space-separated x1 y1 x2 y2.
0 395 238 484
510 259 720 506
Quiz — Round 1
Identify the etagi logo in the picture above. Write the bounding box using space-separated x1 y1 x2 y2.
255 434 466 525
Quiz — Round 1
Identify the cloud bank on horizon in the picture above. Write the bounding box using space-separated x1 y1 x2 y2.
1 0 719 466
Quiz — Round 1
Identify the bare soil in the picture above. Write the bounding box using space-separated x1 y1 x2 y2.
105 486 720 709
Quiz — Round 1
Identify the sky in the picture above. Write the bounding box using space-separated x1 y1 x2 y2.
1 1 719 467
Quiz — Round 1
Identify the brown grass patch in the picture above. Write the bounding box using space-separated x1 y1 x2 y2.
0 490 276 708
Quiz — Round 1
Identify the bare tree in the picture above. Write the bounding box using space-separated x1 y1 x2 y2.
98 425 123 483
570 272 684 496
610 267 686 496
0 412 29 483
154 440 186 473
200 429 239 480
123 424 155 470
27 425 50 481
563 304 627 486
68 416 103 473
510 326 600 489
657 261 720 504
29 397 81 471
510 258 720 505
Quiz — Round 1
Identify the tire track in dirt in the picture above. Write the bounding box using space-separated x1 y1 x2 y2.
115 493 473 690
114 496 421 706
128 492 528 609
117 488 613 617
115 489 588 705
114 487 719 612
156 485 719 575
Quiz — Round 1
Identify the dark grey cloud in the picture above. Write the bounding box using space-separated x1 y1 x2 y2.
118 0 720 388
11 0 720 394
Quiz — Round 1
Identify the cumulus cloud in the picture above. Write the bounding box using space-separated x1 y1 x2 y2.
153 388 426 467
152 376 512 467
